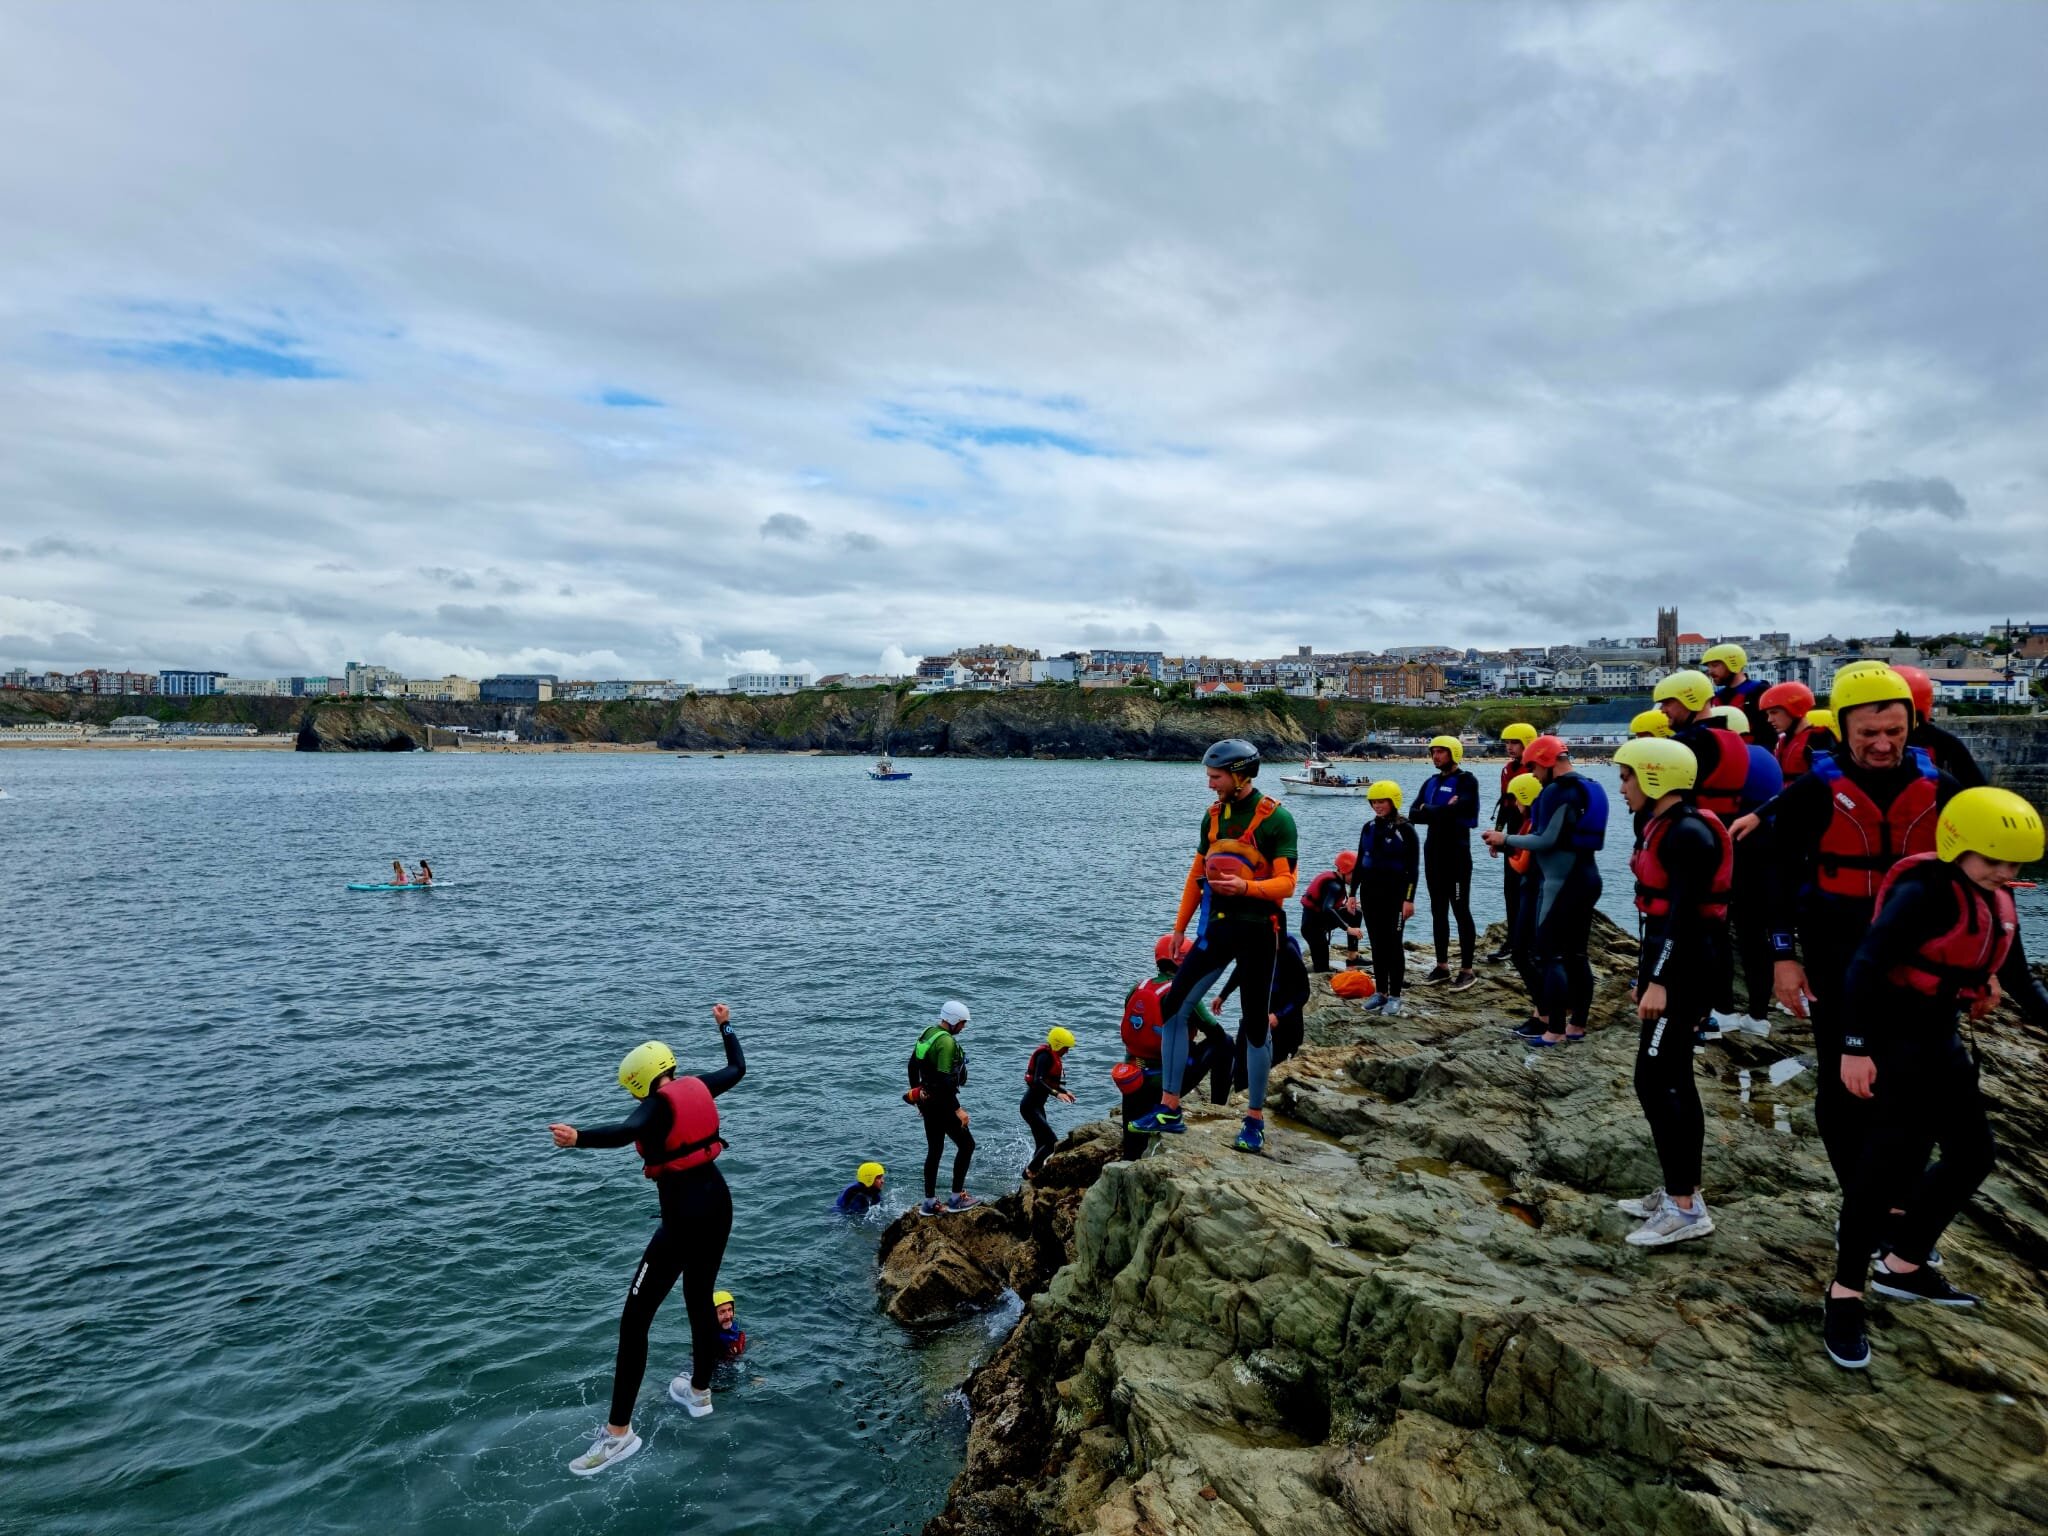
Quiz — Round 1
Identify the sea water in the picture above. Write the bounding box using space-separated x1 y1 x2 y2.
1 752 2038 1533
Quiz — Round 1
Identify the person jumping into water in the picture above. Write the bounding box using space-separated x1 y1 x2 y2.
548 1003 746 1476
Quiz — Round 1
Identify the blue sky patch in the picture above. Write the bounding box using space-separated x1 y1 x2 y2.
867 401 1114 459
595 387 665 408
104 331 338 379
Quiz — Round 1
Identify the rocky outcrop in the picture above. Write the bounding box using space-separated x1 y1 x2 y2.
294 701 425 751
915 917 2048 1535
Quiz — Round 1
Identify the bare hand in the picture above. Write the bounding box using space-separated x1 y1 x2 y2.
1773 959 1812 1020
711 1002 731 1027
1210 872 1249 897
1730 813 1761 843
549 1123 578 1148
1401 901 1414 921
1841 1055 1877 1100
1637 983 1666 1024
1480 829 1506 850
956 1108 971 1128
1969 976 2003 1021
1058 1091 1075 1104
1347 927 1363 942
1171 932 1191 962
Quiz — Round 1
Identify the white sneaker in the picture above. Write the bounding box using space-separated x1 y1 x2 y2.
568 1426 642 1476
1615 1187 1667 1220
1625 1195 1714 1247
668 1375 714 1417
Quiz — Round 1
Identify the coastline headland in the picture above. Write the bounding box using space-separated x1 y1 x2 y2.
888 917 2048 1535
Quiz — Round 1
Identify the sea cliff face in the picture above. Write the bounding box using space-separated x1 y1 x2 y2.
887 917 2048 1536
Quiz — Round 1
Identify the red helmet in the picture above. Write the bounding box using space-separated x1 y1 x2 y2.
1153 934 1179 964
1522 734 1567 769
1110 1061 1146 1095
1758 681 1814 719
1335 850 1357 876
1892 665 1934 722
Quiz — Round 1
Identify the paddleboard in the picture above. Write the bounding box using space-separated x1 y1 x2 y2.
347 881 440 892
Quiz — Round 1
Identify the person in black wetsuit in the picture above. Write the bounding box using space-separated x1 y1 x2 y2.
1412 735 1481 989
1485 736 1607 1045
1820 787 2048 1370
1222 932 1312 1089
907 1000 978 1214
1729 668 1964 1190
1297 852 1362 972
1486 725 1537 963
1610 739 1730 1248
1703 643 1778 752
1351 781 1420 1016
1895 665 1987 789
549 1003 746 1476
1020 1027 1076 1178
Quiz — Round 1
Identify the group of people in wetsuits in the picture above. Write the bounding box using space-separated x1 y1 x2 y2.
543 661 2040 1474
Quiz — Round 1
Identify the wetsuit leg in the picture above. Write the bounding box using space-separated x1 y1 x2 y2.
610 1223 687 1426
1447 849 1476 970
1156 940 1233 1102
947 1115 975 1193
1501 862 1522 955
1730 844 1773 1022
1021 1091 1056 1174
1222 923 1277 1111
1633 990 1705 1195
1510 877 1543 1000
1363 887 1404 998
1534 866 1596 1029
922 1104 948 1199
1120 1073 1161 1160
666 1168 734 1393
1565 880 1601 1028
1803 919 1870 1190
1885 1040 1995 1267
1425 850 1453 967
1303 914 1332 973
1834 1049 1952 1292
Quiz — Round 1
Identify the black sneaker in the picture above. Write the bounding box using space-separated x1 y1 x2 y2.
1510 1018 1548 1039
1870 1259 1977 1307
1449 969 1478 992
1483 947 1513 964
1419 965 1453 986
1823 1292 1870 1370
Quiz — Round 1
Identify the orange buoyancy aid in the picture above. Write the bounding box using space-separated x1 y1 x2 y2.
1203 793 1280 884
1024 1043 1066 1089
1873 854 2017 1004
1631 806 1734 921
1811 748 1940 901
1691 727 1752 819
1774 723 1817 778
638 1075 725 1179
1301 870 1344 914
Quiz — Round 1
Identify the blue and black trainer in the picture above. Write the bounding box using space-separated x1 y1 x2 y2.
1126 1106 1184 1136
1232 1117 1265 1154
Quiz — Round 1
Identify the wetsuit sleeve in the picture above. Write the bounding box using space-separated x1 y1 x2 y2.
1242 855 1296 905
696 1024 746 1098
1027 1049 1057 1091
1174 853 1204 933
1642 817 1717 982
1840 876 1951 1057
1454 771 1480 826
1998 929 2048 1025
1349 824 1370 900
1398 824 1420 900
1504 796 1575 854
575 1096 661 1150
1763 773 1829 955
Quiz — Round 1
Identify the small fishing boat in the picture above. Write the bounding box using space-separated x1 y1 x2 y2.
869 757 913 782
1279 756 1372 796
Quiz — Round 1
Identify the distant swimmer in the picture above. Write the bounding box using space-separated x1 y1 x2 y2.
548 1003 746 1476
713 1290 747 1362
834 1162 887 1215
907 1000 979 1214
1020 1028 1077 1179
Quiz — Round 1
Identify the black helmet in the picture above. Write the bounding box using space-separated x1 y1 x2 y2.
1202 738 1260 777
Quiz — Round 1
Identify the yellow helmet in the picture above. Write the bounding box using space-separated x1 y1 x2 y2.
1832 659 1889 681
1500 723 1538 747
1428 734 1463 764
1614 738 1699 797
1653 670 1714 713
713 1289 735 1307
1702 642 1747 674
1806 708 1836 734
1047 1026 1076 1051
1936 787 2045 865
1709 705 1752 737
1507 772 1542 807
618 1041 677 1099
1366 779 1403 810
856 1160 886 1186
1829 666 1912 719
1630 709 1673 739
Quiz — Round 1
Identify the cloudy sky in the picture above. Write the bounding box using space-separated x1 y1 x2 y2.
3 3 2044 683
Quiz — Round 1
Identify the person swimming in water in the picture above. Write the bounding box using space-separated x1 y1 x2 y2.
713 1290 746 1362
834 1162 886 1214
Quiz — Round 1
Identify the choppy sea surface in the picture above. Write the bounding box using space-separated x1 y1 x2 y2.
1 751 2039 1534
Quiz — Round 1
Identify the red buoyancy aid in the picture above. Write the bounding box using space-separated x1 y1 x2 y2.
1774 724 1817 778
1692 727 1752 819
638 1076 724 1179
1121 978 1170 1061
1025 1043 1066 1088
1873 854 2017 1003
1812 749 1940 900
1500 760 1520 796
1631 807 1734 921
1203 794 1280 884
1301 870 1343 913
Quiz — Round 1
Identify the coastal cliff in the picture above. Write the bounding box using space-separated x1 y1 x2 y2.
885 918 2048 1535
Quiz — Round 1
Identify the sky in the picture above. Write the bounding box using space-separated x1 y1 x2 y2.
2 2 2045 685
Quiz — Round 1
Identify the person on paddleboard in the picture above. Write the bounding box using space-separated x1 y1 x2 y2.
415 859 433 885
389 859 409 885
548 1002 746 1476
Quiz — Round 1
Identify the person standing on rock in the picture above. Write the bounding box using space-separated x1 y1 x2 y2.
1484 736 1607 1045
1351 781 1419 1017
1020 1027 1077 1179
907 1000 979 1214
1411 735 1481 990
1496 773 1545 1011
1821 787 2048 1370
1218 930 1313 1115
1129 739 1298 1153
1729 667 1964 1193
1610 739 1730 1246
1486 724 1538 963
547 1003 746 1476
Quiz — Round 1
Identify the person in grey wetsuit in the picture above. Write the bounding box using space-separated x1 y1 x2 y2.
1483 736 1609 1046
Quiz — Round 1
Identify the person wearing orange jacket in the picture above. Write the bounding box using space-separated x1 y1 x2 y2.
1130 739 1298 1152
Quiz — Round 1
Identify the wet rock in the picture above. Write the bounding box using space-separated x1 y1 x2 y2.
922 913 2048 1535
293 701 424 751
